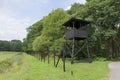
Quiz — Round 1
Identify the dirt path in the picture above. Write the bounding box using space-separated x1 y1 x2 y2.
109 62 120 80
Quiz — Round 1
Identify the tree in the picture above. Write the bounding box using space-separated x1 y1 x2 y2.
10 40 22 52
67 0 120 59
0 40 22 52
24 0 120 60
0 40 11 51
32 9 70 55
23 20 43 52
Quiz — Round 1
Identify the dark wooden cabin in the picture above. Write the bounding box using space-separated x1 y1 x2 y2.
63 18 90 40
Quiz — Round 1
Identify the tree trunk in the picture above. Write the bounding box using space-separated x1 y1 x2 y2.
108 38 113 59
39 52 41 60
48 53 50 64
44 56 45 63
41 54 43 62
53 48 56 67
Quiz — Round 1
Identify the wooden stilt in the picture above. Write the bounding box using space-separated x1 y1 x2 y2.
55 57 60 67
63 44 66 72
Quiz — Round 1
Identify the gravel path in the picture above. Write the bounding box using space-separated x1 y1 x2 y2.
109 62 120 80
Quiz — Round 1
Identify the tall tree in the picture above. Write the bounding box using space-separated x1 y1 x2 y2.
67 0 120 58
0 40 22 52
23 20 43 52
32 9 70 55
0 40 11 51
10 40 22 52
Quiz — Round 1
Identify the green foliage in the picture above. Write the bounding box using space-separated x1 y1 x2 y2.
0 40 22 52
23 20 43 51
41 9 69 39
51 38 65 55
32 9 70 55
83 0 120 58
23 0 120 59
0 40 11 51
10 40 22 52
94 57 107 61
67 3 84 16
32 35 51 51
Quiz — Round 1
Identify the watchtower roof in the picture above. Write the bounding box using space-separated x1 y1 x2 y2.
63 18 91 29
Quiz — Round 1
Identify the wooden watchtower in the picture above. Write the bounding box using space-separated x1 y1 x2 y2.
63 18 91 65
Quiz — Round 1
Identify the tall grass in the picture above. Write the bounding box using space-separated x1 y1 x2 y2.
0 52 109 80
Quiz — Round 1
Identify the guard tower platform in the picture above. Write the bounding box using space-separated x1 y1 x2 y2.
63 18 90 40
62 18 91 65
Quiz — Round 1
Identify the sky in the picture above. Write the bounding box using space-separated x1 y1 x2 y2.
0 0 86 41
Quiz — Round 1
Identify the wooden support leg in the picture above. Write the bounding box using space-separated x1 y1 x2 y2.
55 57 60 67
63 46 66 72
87 41 92 63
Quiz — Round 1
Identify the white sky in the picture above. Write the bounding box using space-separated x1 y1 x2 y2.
0 0 86 41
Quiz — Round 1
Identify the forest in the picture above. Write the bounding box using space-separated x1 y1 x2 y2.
23 0 120 60
0 40 22 52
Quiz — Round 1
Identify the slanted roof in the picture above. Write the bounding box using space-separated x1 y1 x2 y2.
63 18 91 29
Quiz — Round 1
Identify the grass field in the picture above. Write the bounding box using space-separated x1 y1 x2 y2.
0 52 109 80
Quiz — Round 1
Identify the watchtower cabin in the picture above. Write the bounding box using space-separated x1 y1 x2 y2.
63 18 90 40
62 18 91 66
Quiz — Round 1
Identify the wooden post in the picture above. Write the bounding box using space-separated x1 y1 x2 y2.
55 57 60 67
87 39 92 63
63 44 66 72
71 22 75 64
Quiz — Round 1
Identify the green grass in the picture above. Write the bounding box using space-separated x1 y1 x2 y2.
0 52 110 80
0 52 23 73
0 51 16 61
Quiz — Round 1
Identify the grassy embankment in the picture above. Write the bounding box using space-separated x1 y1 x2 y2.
0 52 109 80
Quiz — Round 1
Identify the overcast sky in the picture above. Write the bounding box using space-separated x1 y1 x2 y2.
0 0 86 41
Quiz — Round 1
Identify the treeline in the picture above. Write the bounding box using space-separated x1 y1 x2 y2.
0 40 22 52
23 0 120 59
